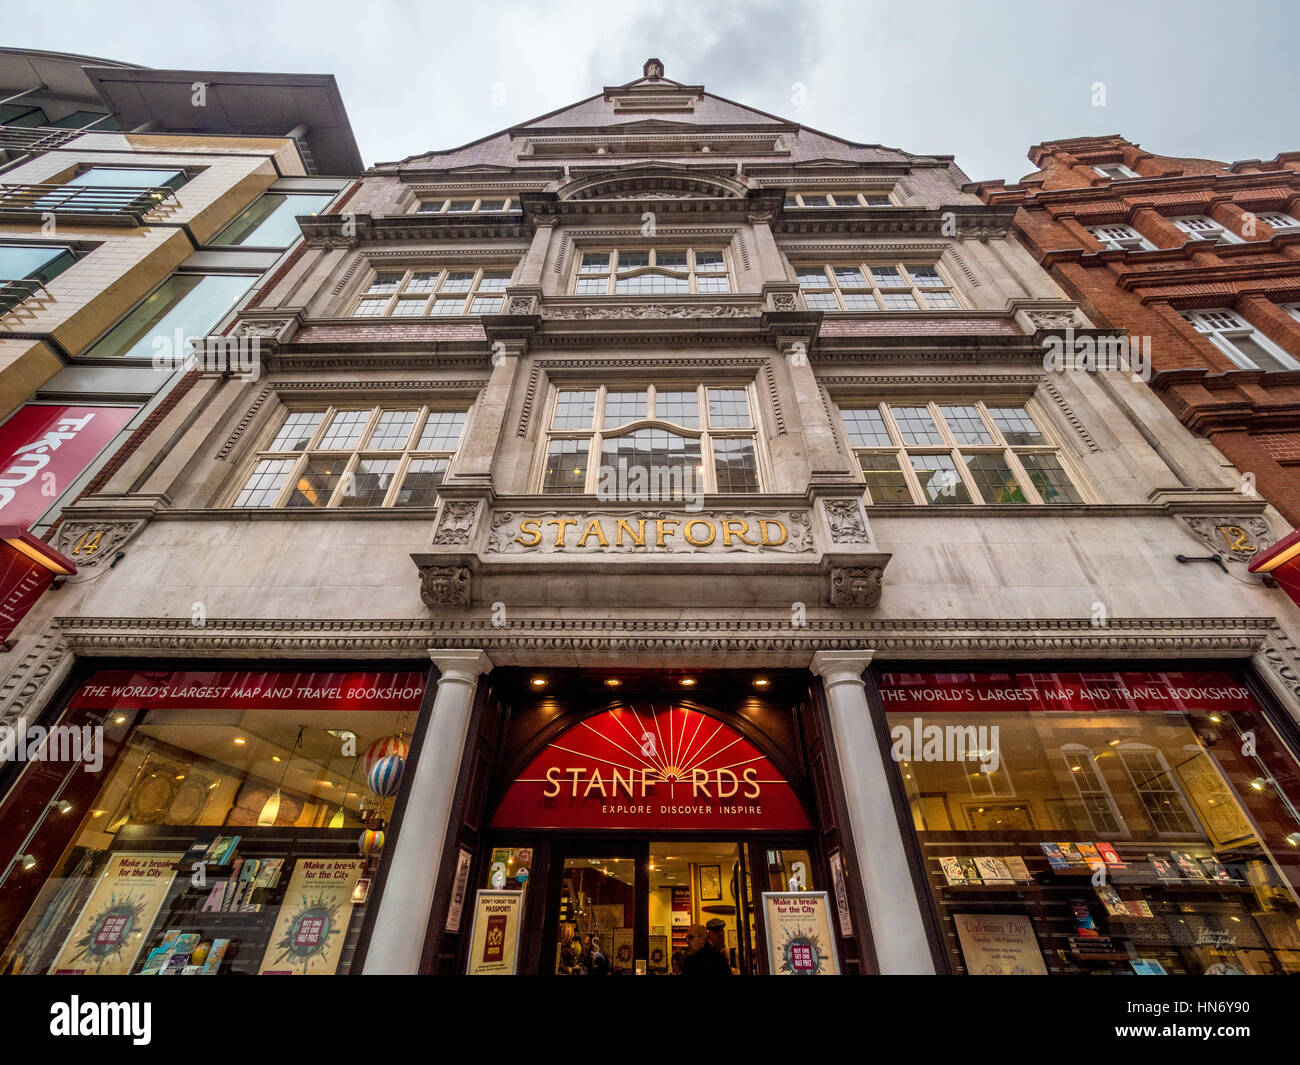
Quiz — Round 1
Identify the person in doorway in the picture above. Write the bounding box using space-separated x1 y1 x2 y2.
681 919 731 975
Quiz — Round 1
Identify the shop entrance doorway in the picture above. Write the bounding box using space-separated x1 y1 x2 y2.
539 837 817 975
473 686 847 977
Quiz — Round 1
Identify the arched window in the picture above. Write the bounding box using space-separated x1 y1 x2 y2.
1117 743 1198 836
1059 743 1126 836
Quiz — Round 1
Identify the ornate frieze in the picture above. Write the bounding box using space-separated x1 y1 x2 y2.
541 302 761 321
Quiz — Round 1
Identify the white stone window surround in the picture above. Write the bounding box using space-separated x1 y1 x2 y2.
569 246 732 296
1256 211 1300 234
783 190 895 209
1092 163 1139 180
832 395 1089 506
534 379 769 495
793 258 962 312
1170 215 1243 245
228 401 472 509
1180 308 1300 372
414 194 522 215
1087 223 1157 252
350 264 516 317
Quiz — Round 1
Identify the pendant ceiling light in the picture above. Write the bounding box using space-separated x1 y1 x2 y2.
259 725 304 827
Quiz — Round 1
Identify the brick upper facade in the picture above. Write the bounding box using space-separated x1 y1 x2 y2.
973 134 1300 523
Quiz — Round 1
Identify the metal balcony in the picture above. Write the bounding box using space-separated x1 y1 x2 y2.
0 278 49 316
0 182 176 225
0 124 86 156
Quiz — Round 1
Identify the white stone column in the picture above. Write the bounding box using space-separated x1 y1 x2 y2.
363 648 492 974
811 649 935 974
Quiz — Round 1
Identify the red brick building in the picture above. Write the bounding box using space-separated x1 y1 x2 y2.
973 135 1300 523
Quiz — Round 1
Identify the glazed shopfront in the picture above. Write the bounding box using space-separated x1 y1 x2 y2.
4 654 1300 977
423 668 866 976
869 665 1300 976
0 662 431 975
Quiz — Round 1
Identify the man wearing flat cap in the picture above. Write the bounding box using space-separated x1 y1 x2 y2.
681 918 732 975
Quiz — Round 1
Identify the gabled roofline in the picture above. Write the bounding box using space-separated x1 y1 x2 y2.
385 77 926 171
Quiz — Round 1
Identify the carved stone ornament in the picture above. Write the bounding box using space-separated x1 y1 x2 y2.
52 519 147 570
418 564 471 607
1179 515 1273 563
507 295 538 315
768 291 798 312
823 499 870 544
542 303 760 321
232 319 293 341
1026 309 1078 330
432 501 480 546
828 565 884 608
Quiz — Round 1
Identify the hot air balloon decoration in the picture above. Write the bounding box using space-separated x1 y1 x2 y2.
366 753 405 798
360 735 408 778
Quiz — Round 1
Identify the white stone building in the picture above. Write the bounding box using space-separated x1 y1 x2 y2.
3 61 1299 978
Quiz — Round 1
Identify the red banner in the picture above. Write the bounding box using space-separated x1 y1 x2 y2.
0 405 136 529
491 704 811 831
0 540 56 642
876 670 1260 714
69 670 426 712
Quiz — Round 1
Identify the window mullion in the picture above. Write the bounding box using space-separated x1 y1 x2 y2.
950 447 982 503
329 453 361 508
273 453 311 508
896 448 924 504
586 432 601 493
1005 449 1044 504
383 455 411 507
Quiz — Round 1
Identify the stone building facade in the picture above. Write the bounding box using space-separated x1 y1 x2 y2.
2 64 1300 978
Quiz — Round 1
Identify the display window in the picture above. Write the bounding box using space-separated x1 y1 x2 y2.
0 667 425 975
878 668 1300 975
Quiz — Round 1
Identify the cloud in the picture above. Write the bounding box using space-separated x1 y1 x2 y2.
6 0 1296 179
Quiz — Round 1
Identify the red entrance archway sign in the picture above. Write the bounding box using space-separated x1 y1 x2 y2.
491 704 811 831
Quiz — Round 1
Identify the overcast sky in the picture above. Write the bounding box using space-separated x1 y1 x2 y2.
13 0 1298 180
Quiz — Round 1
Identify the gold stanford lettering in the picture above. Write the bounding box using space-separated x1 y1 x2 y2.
515 519 543 547
510 514 794 551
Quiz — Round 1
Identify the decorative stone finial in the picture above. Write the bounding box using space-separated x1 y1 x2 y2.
644 57 664 79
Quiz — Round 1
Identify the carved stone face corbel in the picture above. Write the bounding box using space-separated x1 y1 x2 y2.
414 560 473 607
827 565 885 608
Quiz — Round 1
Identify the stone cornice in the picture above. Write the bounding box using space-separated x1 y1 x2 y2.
45 615 1286 663
5 616 1298 727
980 170 1300 210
